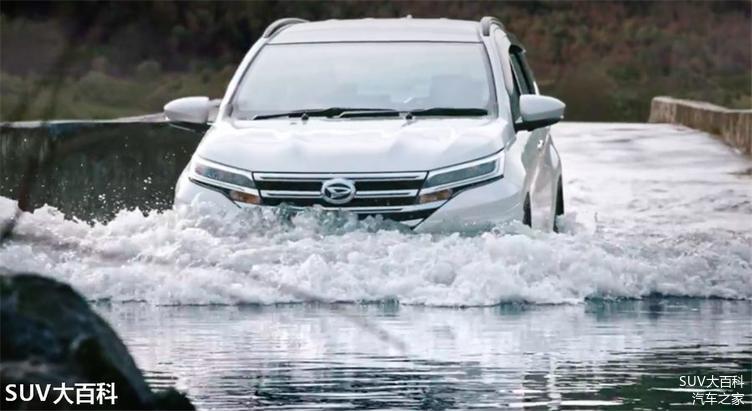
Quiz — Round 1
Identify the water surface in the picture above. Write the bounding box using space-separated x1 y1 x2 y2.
100 300 751 410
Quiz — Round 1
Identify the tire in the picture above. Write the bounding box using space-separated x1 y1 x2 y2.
553 178 564 233
523 194 532 227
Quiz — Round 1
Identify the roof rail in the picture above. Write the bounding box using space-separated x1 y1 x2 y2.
262 17 308 38
479 16 504 36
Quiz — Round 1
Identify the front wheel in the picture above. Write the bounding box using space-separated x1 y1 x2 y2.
523 194 532 227
553 178 564 233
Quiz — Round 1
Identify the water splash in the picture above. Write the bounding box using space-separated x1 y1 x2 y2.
1 196 749 306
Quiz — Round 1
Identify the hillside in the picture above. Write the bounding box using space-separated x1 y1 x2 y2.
1 0 750 121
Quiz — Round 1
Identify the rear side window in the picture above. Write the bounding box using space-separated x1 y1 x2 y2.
506 49 527 122
517 53 538 95
510 51 533 95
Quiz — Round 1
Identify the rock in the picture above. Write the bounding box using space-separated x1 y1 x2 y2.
0 272 194 410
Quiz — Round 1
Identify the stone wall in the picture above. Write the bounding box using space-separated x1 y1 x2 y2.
0 120 202 221
649 96 752 156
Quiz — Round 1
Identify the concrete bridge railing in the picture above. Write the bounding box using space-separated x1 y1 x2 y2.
649 96 752 156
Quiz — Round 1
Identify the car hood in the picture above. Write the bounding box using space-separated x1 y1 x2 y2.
195 117 509 172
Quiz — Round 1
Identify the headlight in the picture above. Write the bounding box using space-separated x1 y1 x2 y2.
189 157 261 205
418 151 504 202
194 163 255 188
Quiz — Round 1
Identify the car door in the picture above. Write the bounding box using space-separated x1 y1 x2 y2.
512 50 557 229
508 48 550 229
491 31 537 207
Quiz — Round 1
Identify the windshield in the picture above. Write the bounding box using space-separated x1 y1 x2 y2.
232 42 495 119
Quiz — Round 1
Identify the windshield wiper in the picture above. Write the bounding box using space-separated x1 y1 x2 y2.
407 107 488 117
252 107 398 120
337 109 401 118
251 107 488 120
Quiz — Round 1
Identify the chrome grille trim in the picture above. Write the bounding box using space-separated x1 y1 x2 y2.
245 200 446 213
260 190 320 198
251 171 436 225
254 171 426 203
253 171 427 181
318 200 444 212
355 189 418 198
260 189 419 199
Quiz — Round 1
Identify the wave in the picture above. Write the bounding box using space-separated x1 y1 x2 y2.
1 196 750 306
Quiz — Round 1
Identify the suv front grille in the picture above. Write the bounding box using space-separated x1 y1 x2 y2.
255 179 422 192
252 172 443 225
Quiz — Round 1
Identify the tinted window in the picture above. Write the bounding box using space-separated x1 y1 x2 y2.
233 42 494 119
517 53 538 94
510 52 532 95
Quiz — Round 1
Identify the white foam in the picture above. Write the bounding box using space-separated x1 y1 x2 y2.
0 196 749 306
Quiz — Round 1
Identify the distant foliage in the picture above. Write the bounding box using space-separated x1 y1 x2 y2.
0 0 749 121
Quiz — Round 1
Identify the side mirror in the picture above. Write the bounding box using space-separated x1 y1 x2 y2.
164 96 211 124
516 95 565 131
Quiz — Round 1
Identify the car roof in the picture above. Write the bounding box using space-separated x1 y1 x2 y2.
268 18 483 44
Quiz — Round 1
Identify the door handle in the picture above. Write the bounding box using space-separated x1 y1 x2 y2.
537 139 545 150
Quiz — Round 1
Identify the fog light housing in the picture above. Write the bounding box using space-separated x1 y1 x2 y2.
418 188 452 204
229 190 262 205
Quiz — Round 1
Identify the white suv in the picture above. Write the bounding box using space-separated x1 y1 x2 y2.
167 17 566 232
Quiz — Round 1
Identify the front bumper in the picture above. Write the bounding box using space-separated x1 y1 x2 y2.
174 173 524 233
413 177 523 233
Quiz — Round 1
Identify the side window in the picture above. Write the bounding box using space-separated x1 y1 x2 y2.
507 48 529 123
510 51 532 95
517 53 539 95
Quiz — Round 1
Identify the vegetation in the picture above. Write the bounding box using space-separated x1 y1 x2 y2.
1 1 750 122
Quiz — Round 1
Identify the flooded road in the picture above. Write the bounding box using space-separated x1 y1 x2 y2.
1 122 751 409
101 300 751 410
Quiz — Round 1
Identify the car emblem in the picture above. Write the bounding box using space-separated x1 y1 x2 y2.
321 178 356 205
